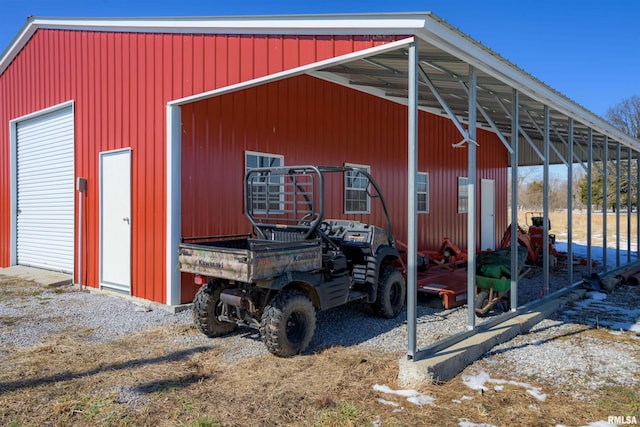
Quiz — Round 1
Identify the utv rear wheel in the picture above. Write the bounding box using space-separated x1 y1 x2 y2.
193 281 237 337
374 267 406 319
260 290 316 357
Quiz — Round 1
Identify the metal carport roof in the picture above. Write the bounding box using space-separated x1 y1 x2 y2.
309 14 640 166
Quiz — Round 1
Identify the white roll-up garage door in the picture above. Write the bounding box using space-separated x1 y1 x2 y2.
16 105 74 273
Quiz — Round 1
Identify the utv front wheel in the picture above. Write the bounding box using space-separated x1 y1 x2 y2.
260 290 316 357
374 267 406 319
193 281 237 337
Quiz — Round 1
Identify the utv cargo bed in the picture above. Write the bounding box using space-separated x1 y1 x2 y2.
179 237 322 283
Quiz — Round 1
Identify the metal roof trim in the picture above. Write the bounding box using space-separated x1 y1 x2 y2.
0 13 430 75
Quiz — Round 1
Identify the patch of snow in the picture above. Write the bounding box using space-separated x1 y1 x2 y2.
579 422 616 427
372 415 382 427
462 372 490 391
373 384 416 398
526 388 547 401
408 394 435 406
462 371 546 401
453 395 475 404
586 291 608 301
494 385 504 391
372 384 435 407
458 419 497 427
376 398 399 407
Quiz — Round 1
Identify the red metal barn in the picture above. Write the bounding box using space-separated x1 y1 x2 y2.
0 14 508 306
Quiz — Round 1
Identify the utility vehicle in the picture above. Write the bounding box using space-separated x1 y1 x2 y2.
179 165 406 357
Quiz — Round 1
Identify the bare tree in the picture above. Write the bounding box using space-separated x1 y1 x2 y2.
605 95 640 139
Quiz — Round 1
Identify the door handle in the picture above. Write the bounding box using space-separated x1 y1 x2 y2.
123 217 130 224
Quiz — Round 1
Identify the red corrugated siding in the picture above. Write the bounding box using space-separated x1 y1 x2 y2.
0 28 397 303
181 75 508 301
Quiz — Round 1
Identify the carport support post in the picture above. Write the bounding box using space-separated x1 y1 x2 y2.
542 106 550 296
627 147 632 263
466 65 477 329
510 89 519 311
166 104 182 306
603 137 608 269
567 118 573 286
587 129 593 275
616 142 621 268
406 41 418 359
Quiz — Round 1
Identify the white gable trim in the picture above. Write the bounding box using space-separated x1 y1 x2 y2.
168 37 415 106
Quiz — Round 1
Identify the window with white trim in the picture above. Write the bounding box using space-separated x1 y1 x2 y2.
245 152 283 212
417 172 429 213
458 176 469 214
344 163 370 213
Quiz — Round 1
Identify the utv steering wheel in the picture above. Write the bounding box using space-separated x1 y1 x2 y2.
298 213 317 226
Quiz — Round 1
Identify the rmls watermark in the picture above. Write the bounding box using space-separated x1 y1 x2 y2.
608 415 638 425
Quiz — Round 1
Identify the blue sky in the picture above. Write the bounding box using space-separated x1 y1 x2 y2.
1 1 638 118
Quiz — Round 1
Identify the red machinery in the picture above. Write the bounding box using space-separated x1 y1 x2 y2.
499 212 567 267
423 237 468 271
397 238 470 309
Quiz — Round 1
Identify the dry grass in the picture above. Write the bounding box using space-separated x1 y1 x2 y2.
512 209 639 249
2 325 635 427
1 280 638 426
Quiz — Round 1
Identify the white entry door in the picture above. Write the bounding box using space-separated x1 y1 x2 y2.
481 179 496 251
100 149 131 293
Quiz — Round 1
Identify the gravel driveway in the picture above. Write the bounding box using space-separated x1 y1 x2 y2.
1 271 638 402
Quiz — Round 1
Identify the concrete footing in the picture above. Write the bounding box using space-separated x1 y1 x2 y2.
0 265 72 287
398 288 587 386
0 265 192 314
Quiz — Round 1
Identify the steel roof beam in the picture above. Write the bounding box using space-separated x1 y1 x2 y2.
459 81 513 154
552 126 588 173
522 108 569 166
417 55 576 161
491 92 545 161
417 65 473 145
419 57 514 153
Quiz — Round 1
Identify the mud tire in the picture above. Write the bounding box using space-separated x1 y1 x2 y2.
373 267 406 319
260 290 316 357
193 281 237 337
